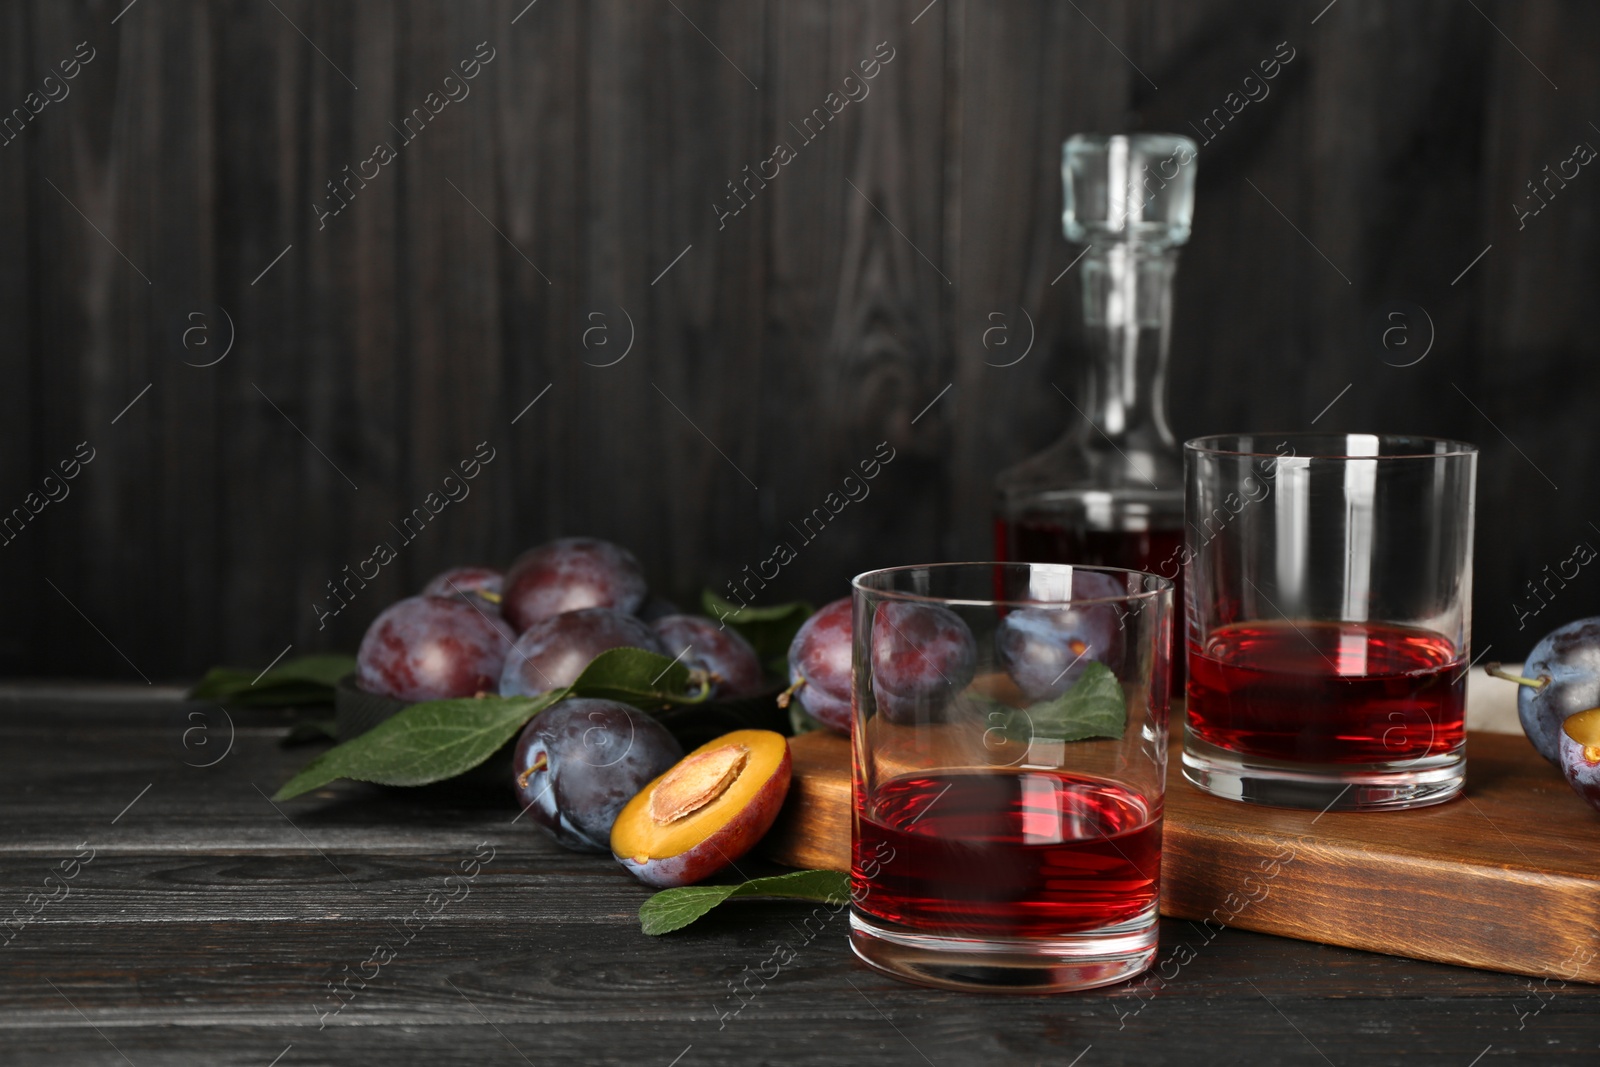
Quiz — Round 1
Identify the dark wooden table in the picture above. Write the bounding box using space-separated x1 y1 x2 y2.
5 688 1599 1066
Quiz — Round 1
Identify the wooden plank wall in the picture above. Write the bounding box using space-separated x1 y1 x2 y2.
2 0 1597 680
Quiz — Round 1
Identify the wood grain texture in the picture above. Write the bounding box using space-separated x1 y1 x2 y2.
0 0 35 671
4 691 1599 1066
5 3 1600 704
762 724 854 871
947 0 1131 547
765 725 1600 985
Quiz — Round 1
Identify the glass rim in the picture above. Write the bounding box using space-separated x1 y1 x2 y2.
1064 131 1198 153
850 562 1172 609
1184 432 1478 460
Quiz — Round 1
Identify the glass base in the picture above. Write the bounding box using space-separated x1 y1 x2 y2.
848 904 1157 994
1181 728 1465 811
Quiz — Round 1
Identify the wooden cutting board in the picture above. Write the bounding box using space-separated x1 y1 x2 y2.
762 726 1600 984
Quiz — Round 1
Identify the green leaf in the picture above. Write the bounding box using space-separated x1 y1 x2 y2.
639 870 850 935
996 661 1127 743
699 591 811 625
700 589 814 665
273 692 558 800
188 667 252 698
273 644 711 800
259 654 358 688
568 646 711 707
189 654 357 707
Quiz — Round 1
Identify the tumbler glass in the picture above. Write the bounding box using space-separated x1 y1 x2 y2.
849 563 1172 993
1181 433 1478 811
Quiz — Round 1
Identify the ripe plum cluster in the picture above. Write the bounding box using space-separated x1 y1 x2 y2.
351 537 782 872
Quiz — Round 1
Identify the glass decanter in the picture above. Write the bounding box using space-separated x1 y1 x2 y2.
995 132 1197 586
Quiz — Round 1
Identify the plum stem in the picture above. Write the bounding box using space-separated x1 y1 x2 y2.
686 667 714 699
478 590 503 605
516 752 548 790
775 677 806 710
1484 663 1550 689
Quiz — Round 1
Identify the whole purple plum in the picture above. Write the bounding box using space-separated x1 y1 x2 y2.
512 698 683 852
784 598 853 732
499 607 664 698
995 571 1127 702
650 614 765 700
637 596 681 623
1506 617 1600 765
422 566 504 611
501 537 647 632
356 595 515 702
870 601 977 723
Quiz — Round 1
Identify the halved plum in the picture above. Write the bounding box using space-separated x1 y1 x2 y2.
1558 707 1600 812
611 729 791 887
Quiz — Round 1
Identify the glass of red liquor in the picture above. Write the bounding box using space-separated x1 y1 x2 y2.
848 562 1172 993
1182 433 1478 812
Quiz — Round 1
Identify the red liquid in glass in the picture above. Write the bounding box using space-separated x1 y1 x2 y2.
852 770 1161 938
995 517 1185 683
1185 620 1465 764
